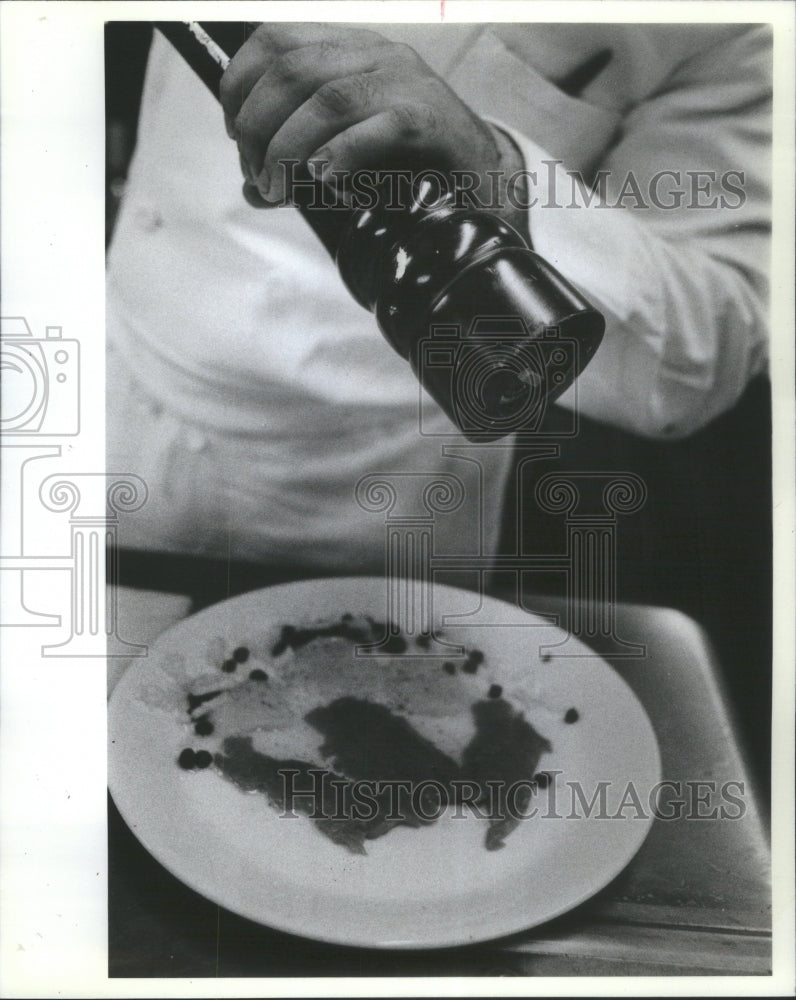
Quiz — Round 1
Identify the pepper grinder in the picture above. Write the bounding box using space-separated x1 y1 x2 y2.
154 21 605 441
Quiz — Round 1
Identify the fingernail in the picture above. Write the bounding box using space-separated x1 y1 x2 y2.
257 169 273 202
242 181 271 209
266 172 286 205
238 150 254 183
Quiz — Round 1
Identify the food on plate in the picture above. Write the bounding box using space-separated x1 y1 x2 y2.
153 612 562 853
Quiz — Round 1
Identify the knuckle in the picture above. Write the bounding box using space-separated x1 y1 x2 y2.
349 26 388 45
313 38 344 63
275 47 307 83
314 75 373 117
389 103 437 139
276 40 346 85
252 24 275 47
386 41 421 64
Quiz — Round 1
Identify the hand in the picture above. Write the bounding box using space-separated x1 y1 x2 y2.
220 23 523 219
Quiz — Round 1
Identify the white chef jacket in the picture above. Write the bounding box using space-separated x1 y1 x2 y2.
106 23 771 567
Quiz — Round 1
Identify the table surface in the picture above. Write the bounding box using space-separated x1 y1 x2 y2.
107 568 771 978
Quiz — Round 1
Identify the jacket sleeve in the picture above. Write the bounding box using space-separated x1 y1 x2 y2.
501 26 772 438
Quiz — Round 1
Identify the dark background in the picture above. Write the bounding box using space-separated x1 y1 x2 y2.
105 22 772 801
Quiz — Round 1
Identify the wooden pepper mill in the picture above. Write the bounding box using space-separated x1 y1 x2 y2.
155 21 605 441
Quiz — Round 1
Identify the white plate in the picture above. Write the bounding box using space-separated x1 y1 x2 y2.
108 577 660 949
